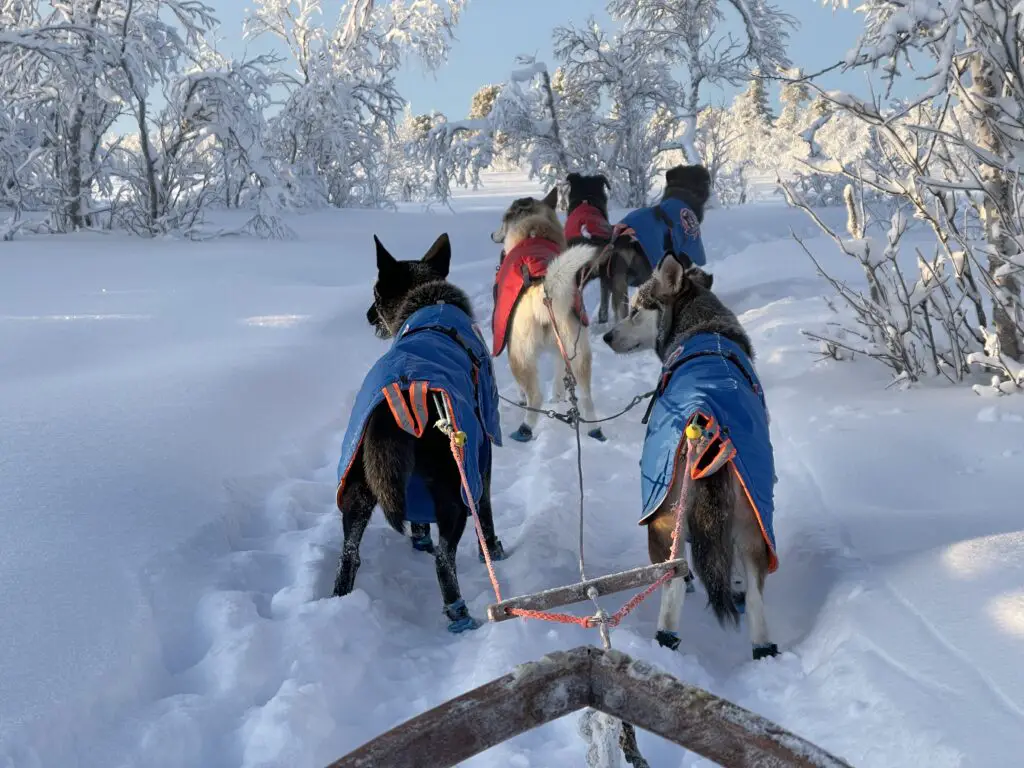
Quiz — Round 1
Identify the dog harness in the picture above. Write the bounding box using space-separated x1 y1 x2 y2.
619 198 706 269
565 202 613 242
336 303 502 523
491 237 588 357
639 332 777 571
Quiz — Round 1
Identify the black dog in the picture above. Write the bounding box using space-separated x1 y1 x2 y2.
563 173 655 324
336 233 505 633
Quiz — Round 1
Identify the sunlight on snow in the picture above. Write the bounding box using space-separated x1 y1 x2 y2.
242 315 311 328
988 593 1024 638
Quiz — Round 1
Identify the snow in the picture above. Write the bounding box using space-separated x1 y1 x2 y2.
3 170 1024 767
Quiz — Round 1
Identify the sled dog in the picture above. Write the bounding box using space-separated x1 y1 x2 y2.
563 172 651 325
604 255 780 660
335 233 506 633
491 189 623 443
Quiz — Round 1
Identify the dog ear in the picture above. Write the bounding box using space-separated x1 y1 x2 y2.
541 187 558 209
598 174 610 191
566 172 580 183
652 253 692 301
375 235 398 273
421 232 451 277
685 266 714 291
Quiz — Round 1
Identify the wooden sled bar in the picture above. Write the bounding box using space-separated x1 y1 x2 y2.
326 645 853 768
486 557 689 622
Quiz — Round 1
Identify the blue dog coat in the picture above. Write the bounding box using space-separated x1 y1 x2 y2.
336 303 501 523
639 333 777 571
619 198 706 268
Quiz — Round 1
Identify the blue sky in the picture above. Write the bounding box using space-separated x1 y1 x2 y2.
210 1 881 116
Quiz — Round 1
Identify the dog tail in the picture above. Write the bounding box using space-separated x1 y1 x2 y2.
688 468 741 627
363 406 415 535
543 243 606 316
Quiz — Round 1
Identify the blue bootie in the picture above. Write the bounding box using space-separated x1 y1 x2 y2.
444 599 482 633
411 533 434 554
587 427 607 442
685 572 696 594
509 424 533 442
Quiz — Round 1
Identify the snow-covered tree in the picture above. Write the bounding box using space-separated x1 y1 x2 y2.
246 0 464 208
553 20 682 205
608 0 797 164
787 0 1024 392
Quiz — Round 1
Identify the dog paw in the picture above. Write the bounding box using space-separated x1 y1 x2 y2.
752 643 779 660
509 424 533 442
587 427 607 442
444 599 482 633
685 573 696 594
411 534 435 554
655 630 681 651
479 539 507 562
732 591 746 614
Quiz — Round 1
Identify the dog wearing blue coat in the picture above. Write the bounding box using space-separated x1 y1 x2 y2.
604 255 780 661
335 233 506 633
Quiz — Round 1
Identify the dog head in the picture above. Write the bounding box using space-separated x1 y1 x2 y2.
649 254 749 361
367 233 451 339
564 172 610 217
602 263 715 355
490 188 562 247
663 164 712 222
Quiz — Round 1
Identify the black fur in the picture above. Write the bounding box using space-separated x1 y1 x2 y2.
338 233 504 618
565 172 611 222
663 164 712 221
563 173 643 324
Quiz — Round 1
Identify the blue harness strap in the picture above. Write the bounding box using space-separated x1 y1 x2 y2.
639 333 777 571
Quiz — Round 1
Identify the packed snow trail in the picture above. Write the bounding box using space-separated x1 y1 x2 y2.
2 173 1023 767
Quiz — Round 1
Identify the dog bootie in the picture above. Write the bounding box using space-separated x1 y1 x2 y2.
410 524 434 554
587 427 607 442
479 539 507 562
444 599 482 633
655 630 681 651
732 591 746 614
685 572 696 594
509 424 533 442
753 643 779 660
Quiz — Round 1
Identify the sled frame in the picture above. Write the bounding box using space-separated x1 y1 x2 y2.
486 557 689 622
326 645 853 768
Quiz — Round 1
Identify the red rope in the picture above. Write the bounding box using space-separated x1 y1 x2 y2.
447 428 697 632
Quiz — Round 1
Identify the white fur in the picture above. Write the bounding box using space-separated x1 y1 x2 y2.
602 296 659 355
506 243 601 433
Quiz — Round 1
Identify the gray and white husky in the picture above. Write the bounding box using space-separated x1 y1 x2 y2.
604 257 780 661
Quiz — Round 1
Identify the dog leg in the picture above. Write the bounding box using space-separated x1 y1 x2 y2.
572 341 606 442
734 486 778 660
648 512 685 650
475 448 507 563
598 276 611 325
743 556 776 660
508 340 543 442
655 577 687 650
435 504 481 633
333 470 375 598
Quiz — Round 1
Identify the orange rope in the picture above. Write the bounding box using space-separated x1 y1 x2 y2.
447 430 696 632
